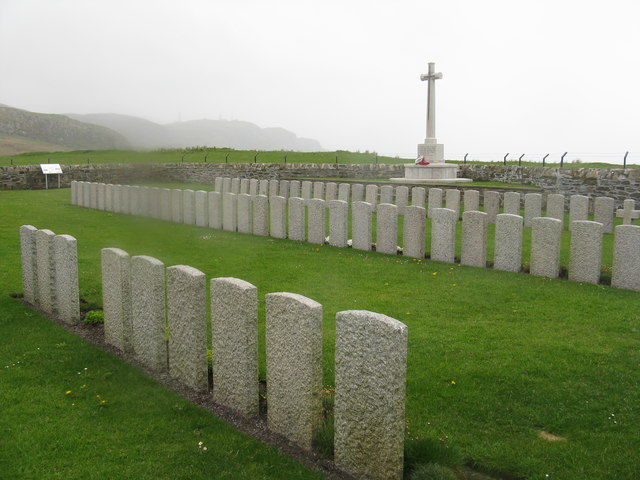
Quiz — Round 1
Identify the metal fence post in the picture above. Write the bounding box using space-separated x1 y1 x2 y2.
624 151 629 168
543 154 549 167
518 154 525 166
464 153 468 164
560 152 567 167
503 153 509 165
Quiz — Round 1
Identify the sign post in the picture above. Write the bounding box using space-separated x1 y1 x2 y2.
40 164 63 189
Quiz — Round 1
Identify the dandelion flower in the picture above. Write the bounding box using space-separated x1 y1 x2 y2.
65 390 72 395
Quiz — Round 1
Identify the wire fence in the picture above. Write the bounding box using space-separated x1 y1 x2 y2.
447 152 639 167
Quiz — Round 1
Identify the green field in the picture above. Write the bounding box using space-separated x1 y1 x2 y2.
1 188 639 479
1 148 637 170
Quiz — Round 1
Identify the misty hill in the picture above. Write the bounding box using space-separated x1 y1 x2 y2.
67 113 323 152
0 105 129 155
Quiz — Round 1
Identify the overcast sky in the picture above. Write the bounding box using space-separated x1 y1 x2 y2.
2 0 639 162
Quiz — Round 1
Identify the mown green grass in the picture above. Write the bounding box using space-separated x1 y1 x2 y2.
1 188 639 479
0 148 404 166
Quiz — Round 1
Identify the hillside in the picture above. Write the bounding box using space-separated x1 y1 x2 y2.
67 113 323 152
0 105 129 155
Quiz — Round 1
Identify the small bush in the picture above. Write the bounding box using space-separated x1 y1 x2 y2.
83 310 104 325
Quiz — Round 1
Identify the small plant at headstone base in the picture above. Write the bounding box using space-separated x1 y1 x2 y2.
312 385 335 459
83 310 104 325
403 427 464 478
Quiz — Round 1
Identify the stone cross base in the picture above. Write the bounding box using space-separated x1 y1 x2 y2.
417 143 444 163
390 163 472 184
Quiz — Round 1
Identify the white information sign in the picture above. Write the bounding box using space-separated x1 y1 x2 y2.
40 164 63 174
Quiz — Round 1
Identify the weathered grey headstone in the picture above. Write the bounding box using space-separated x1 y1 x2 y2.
36 229 56 314
101 247 132 353
288 197 306 241
463 189 480 212
546 194 565 225
334 310 407 480
104 184 113 212
395 186 409 214
112 185 122 213
380 185 393 205
259 179 269 196
20 225 38 305
494 214 523 273
195 190 208 227
403 206 426 259
484 191 500 224
208 191 222 229
279 180 290 199
240 178 250 194
307 198 326 244
167 265 208 391
249 179 259 197
411 187 426 208
289 180 301 198
524 193 542 227
223 177 232 193
365 184 379 210
222 192 237 231
301 181 312 201
131 255 167 372
502 192 521 216
338 183 350 202
53 234 80 325
430 208 457 263
530 217 562 278
269 179 279 197
160 188 171 221
183 189 196 225
252 195 269 236
569 195 589 231
270 196 287 239
328 200 348 247
237 193 252 234
594 196 614 233
427 188 442 218
569 220 603 284
612 225 640 291
90 183 99 209
325 182 337 202
615 199 640 225
376 204 398 255
231 178 240 194
121 185 132 215
445 189 461 220
70 181 78 205
138 186 151 217
83 181 91 208
351 184 364 203
97 183 105 210
214 177 223 192
461 210 488 267
352 201 373 251
313 181 325 200
265 292 322 450
211 277 259 417
171 189 183 223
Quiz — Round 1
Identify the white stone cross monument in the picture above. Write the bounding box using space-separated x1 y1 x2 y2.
392 62 470 184
419 62 444 162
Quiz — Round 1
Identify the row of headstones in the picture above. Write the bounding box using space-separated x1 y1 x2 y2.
101 248 407 480
208 176 640 230
72 179 640 233
71 181 640 291
19 225 80 324
18 225 408 480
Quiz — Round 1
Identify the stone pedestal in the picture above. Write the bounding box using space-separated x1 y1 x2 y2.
417 142 444 163
391 163 471 184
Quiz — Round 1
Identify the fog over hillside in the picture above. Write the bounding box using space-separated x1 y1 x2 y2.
66 113 323 152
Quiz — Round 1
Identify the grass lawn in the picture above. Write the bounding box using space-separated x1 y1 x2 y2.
1 188 639 479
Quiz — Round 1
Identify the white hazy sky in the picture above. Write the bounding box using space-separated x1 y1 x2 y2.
1 0 640 161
